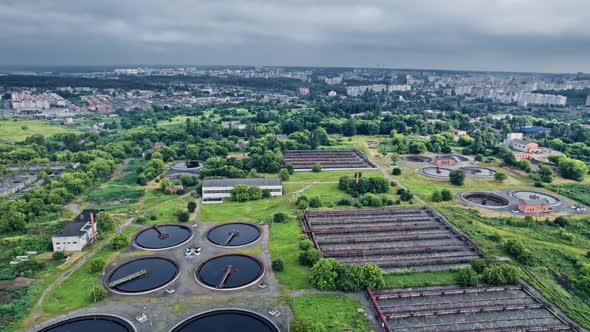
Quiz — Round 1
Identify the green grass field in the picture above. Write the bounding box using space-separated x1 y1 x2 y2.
86 185 145 203
290 293 372 332
0 119 79 143
269 220 311 290
546 183 590 206
383 270 461 288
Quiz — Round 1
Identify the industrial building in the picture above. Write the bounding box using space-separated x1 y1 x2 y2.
201 178 282 203
52 210 103 252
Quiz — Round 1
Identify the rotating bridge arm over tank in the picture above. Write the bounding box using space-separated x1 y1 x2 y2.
223 230 240 246
217 265 237 289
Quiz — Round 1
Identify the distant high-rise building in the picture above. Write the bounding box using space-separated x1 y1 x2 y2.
298 87 310 96
586 95 590 106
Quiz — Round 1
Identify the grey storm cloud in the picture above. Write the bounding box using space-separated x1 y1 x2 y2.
1 0 589 72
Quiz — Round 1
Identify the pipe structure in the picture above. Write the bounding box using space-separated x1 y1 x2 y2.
217 265 236 289
90 212 97 241
223 231 239 246
366 288 392 332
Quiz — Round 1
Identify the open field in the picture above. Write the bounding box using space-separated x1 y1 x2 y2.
0 119 79 143
290 293 372 332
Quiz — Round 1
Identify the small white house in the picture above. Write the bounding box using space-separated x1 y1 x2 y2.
202 178 282 203
52 210 102 252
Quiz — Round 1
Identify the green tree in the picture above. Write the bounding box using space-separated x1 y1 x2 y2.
279 169 290 181
310 258 340 291
111 233 130 250
96 212 116 233
494 172 508 183
342 118 357 137
90 286 108 302
392 168 402 175
291 318 327 332
295 196 309 209
309 196 322 208
441 189 453 201
457 266 479 286
312 163 322 172
449 170 465 186
273 212 288 223
482 264 520 285
187 201 197 213
90 258 106 273
558 158 588 181
299 248 322 266
177 211 190 222
271 259 284 272
431 191 442 202
538 165 554 183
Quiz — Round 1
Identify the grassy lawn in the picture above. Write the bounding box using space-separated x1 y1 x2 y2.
0 118 79 143
290 293 372 332
288 170 384 182
199 195 294 223
383 270 461 288
40 227 138 318
269 221 311 290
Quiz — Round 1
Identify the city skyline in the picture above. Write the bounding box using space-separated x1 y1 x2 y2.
1 0 589 73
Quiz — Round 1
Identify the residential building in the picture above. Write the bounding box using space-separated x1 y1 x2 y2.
520 126 551 137
509 139 539 153
513 152 533 160
52 210 103 252
221 120 247 130
153 141 166 149
517 93 567 107
202 178 282 203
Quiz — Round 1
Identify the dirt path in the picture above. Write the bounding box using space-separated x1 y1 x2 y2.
64 202 81 215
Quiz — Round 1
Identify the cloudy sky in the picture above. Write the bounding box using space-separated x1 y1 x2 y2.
1 0 589 73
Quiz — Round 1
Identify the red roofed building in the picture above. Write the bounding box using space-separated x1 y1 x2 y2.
517 198 550 213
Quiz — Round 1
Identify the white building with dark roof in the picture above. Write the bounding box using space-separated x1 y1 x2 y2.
202 178 282 203
52 210 102 252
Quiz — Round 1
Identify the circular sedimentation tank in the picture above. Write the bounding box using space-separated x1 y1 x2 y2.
133 224 193 250
461 192 510 208
37 315 135 332
460 166 496 178
510 190 562 206
419 166 452 178
106 257 180 294
449 154 469 162
206 223 262 247
170 309 279 332
195 254 264 290
401 155 433 163
169 160 202 171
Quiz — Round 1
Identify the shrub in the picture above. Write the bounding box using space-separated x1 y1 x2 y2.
177 211 190 222
262 189 271 199
15 259 46 277
400 190 414 201
494 172 508 183
295 196 309 209
554 216 570 227
187 201 197 212
89 258 106 273
441 189 453 201
312 163 322 172
90 285 108 302
504 239 534 264
231 184 262 201
271 259 284 272
449 170 465 186
360 193 383 207
279 169 290 181
52 252 66 261
457 266 479 286
0 267 17 280
111 233 130 250
470 258 489 274
431 191 442 202
299 248 322 266
481 264 520 285
309 196 322 208
337 198 353 206
291 318 327 332
310 258 340 291
135 216 147 224
392 168 402 175
299 239 313 250
273 212 289 223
